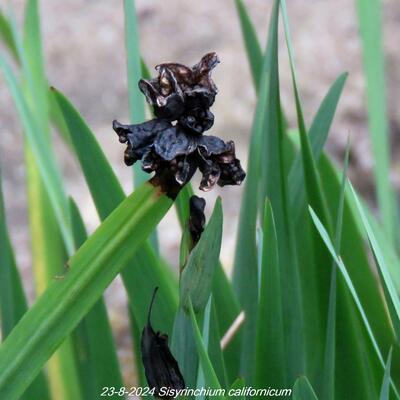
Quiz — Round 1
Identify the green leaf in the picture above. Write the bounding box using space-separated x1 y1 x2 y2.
0 174 28 339
318 152 398 399
180 198 223 313
255 200 285 388
309 206 399 397
282 2 336 384
69 198 124 399
229 378 246 400
25 149 83 400
0 9 19 61
349 184 400 339
123 0 148 187
321 144 349 400
380 348 393 400
356 0 394 242
289 73 347 221
198 297 228 389
23 0 49 134
173 182 242 384
22 3 83 398
188 301 223 398
234 0 305 384
260 0 305 383
0 55 74 255
171 308 199 390
0 171 50 400
0 182 172 400
234 0 262 90
292 376 318 400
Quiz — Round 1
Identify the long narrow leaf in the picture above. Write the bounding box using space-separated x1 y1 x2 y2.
380 348 393 400
309 206 399 398
0 182 172 400
289 73 347 220
234 0 262 90
0 9 19 60
123 0 148 187
180 198 223 313
0 172 50 400
356 0 394 242
0 56 73 254
255 200 285 387
292 376 318 400
69 199 124 399
188 301 224 398
350 184 400 339
321 144 349 400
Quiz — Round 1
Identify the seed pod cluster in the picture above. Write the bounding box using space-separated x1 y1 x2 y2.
113 53 246 197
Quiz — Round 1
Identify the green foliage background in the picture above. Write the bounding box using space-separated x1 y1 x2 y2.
0 0 399 399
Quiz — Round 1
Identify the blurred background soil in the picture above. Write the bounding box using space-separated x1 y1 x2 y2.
1 0 400 384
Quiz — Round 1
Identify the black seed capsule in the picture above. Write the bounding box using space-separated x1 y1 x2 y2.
141 288 185 398
188 195 206 245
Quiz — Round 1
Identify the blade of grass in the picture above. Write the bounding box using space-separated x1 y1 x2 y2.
180 198 223 313
292 376 318 400
171 308 199 390
69 198 124 399
207 299 228 388
289 73 347 221
123 1 159 252
229 378 246 399
123 0 148 188
255 200 285 388
309 206 400 398
188 300 224 398
364 206 400 292
350 184 400 339
25 149 83 400
380 348 393 400
0 173 29 339
22 3 83 398
0 171 51 400
259 0 305 383
234 0 262 90
356 0 394 242
234 0 305 384
282 2 335 383
0 182 172 400
0 55 74 255
0 9 19 61
321 143 350 400
318 152 399 397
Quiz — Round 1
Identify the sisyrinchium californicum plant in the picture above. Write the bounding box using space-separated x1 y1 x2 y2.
0 0 400 399
113 53 246 396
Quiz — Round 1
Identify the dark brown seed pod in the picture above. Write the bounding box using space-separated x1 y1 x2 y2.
141 288 185 398
188 195 206 245
113 53 246 197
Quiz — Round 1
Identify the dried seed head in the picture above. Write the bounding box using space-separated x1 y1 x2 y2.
189 195 206 245
113 53 246 197
141 288 185 398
